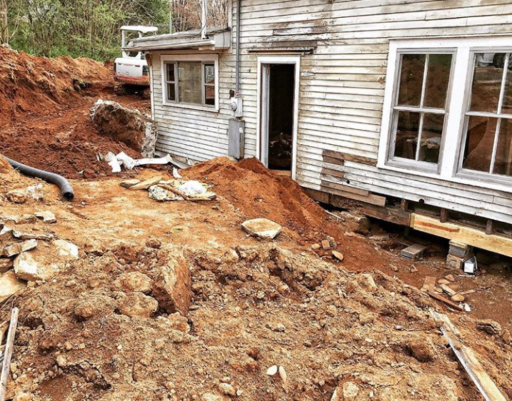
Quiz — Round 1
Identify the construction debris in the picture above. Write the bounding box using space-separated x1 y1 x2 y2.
241 218 282 240
35 211 56 224
3 239 37 258
401 244 427 260
431 310 507 401
0 308 19 401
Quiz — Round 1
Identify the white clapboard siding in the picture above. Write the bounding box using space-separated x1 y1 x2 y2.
148 0 512 225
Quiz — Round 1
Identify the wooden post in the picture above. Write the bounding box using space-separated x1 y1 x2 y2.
485 219 494 235
400 199 409 212
440 208 449 223
0 308 19 401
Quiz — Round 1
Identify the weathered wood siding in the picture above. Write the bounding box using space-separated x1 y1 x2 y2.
236 0 512 224
150 0 512 225
150 51 235 162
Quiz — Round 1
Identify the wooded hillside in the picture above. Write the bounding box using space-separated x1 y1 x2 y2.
2 0 228 61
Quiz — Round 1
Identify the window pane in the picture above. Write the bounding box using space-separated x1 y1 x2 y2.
178 62 202 104
167 64 175 82
493 118 512 176
205 85 215 106
418 113 444 163
501 58 512 115
394 111 420 160
463 116 498 172
205 64 215 84
167 83 176 101
424 54 452 109
397 54 425 106
469 53 504 113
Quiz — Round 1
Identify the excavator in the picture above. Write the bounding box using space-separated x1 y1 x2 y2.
114 26 158 98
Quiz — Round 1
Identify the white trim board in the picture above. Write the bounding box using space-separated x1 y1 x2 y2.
378 36 512 195
256 55 301 180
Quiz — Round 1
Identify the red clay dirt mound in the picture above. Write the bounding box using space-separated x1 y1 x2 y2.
0 46 149 179
0 45 111 126
183 157 328 235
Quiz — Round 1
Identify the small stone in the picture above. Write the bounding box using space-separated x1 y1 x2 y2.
6 190 26 204
119 292 158 318
56 355 67 367
53 240 79 259
4 239 38 258
35 211 57 224
74 300 98 320
218 382 236 397
241 218 282 240
0 258 13 273
326 236 337 248
451 294 465 302
168 312 190 333
342 382 360 400
273 323 286 332
321 240 331 250
145 238 162 249
311 244 321 250
476 319 502 336
445 274 455 282
201 394 226 401
115 272 152 293
437 279 450 286
332 251 344 262
407 337 436 362
358 274 377 293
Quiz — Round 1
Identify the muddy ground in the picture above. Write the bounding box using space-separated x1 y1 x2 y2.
0 47 511 401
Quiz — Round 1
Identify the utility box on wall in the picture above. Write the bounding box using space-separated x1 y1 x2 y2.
228 118 245 160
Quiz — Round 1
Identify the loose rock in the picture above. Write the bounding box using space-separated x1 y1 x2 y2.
241 218 282 240
119 292 158 318
115 272 152 293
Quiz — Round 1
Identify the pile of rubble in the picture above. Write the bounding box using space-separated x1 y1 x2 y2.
121 175 216 202
0 211 79 297
3 242 511 400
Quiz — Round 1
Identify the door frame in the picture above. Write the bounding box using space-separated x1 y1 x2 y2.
256 55 301 180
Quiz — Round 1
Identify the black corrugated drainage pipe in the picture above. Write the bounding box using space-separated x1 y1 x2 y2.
1 155 74 201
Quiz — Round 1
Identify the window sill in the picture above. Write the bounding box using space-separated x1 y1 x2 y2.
162 102 219 113
377 162 512 195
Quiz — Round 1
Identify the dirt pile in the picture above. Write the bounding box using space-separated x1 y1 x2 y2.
184 158 327 236
0 45 111 126
5 243 511 400
0 46 149 179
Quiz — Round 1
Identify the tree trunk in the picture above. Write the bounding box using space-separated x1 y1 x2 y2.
0 0 8 44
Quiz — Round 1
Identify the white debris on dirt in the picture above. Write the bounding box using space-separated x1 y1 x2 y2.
90 99 158 157
35 211 57 224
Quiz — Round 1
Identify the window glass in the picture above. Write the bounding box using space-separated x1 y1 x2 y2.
463 116 497 173
204 64 215 84
167 64 175 82
424 54 452 109
501 64 512 115
205 86 215 106
178 62 202 105
493 118 512 176
395 111 420 160
167 83 176 101
469 53 504 113
419 113 444 163
398 54 425 106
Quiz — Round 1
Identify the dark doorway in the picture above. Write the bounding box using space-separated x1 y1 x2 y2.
265 64 295 171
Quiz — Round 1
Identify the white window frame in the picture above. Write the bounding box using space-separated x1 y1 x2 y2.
161 54 219 112
379 37 512 194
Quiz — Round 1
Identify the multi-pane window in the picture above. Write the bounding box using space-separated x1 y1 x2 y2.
164 61 216 107
390 53 453 165
462 53 512 177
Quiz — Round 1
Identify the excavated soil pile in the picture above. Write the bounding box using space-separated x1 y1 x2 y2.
184 158 328 235
0 47 146 179
0 45 110 126
5 243 512 400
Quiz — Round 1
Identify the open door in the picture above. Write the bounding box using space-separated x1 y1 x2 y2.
260 62 297 174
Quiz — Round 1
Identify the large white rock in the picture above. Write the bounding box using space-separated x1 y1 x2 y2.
14 240 79 281
241 218 282 240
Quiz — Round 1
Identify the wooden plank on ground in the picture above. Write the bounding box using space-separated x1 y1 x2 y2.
427 290 463 311
430 310 507 401
411 214 512 258
0 308 19 401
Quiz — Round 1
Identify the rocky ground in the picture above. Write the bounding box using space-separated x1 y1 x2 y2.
0 47 511 401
